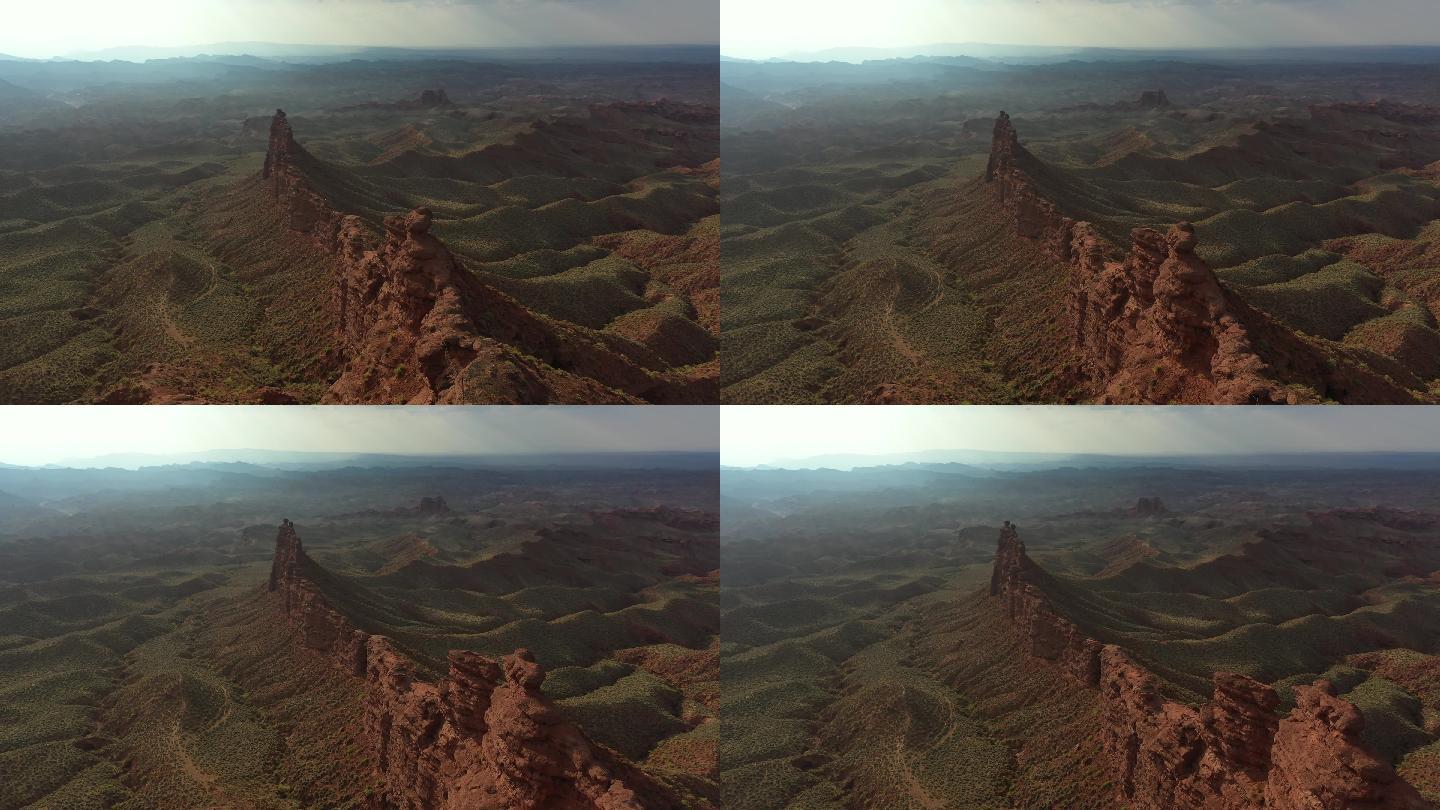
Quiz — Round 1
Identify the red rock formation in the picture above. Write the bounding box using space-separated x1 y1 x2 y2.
326 207 686 404
363 641 655 810
265 521 673 809
262 110 345 252
985 523 1430 809
268 519 370 675
982 112 1421 404
989 522 1103 685
259 110 712 405
1098 647 1274 808
1266 681 1430 809
1070 219 1293 403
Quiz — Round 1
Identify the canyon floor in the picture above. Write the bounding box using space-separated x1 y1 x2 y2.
720 55 1440 403
0 51 718 403
0 459 719 809
720 461 1440 808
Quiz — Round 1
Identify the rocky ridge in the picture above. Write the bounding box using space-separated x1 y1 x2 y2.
987 522 1430 809
983 112 1420 404
261 109 711 404
266 521 671 809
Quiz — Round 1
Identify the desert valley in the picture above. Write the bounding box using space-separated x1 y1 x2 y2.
0 439 719 809
0 48 718 403
719 406 1440 809
721 49 1440 403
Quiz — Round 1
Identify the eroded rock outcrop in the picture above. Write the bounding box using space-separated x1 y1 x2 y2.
265 521 668 809
982 112 1421 404
986 523 1429 809
259 109 710 405
262 110 345 252
268 519 370 675
364 641 654 810
326 207 659 404
990 523 1103 684
1266 681 1430 809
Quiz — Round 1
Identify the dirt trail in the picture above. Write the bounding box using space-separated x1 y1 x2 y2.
889 684 950 810
171 718 219 790
884 292 925 368
894 737 946 810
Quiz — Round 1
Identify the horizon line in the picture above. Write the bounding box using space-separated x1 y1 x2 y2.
2 41 720 62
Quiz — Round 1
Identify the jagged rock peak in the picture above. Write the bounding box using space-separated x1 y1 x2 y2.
267 518 303 592
989 520 1033 595
416 495 450 514
419 88 451 106
985 111 1022 181
1265 681 1430 809
262 109 298 179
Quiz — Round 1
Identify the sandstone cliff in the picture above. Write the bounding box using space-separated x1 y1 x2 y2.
982 112 1420 404
266 521 674 809
987 523 1430 809
260 110 710 405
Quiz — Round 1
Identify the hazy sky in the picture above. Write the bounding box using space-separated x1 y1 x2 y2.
0 406 717 466
0 0 716 59
722 0 1440 60
722 406 1440 467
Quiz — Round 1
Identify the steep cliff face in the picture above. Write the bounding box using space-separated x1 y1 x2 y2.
363 641 655 810
987 523 1429 809
1266 681 1430 809
982 112 1419 404
989 522 1103 685
262 110 345 253
326 207 661 405
268 519 370 675
265 522 668 809
259 110 712 405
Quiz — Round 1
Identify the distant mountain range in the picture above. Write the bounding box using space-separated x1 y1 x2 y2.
723 42 1440 65
39 449 718 471
13 42 717 65
733 449 1440 472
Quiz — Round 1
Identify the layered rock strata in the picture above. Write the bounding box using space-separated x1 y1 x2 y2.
267 522 665 809
987 523 1429 809
983 112 1419 404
